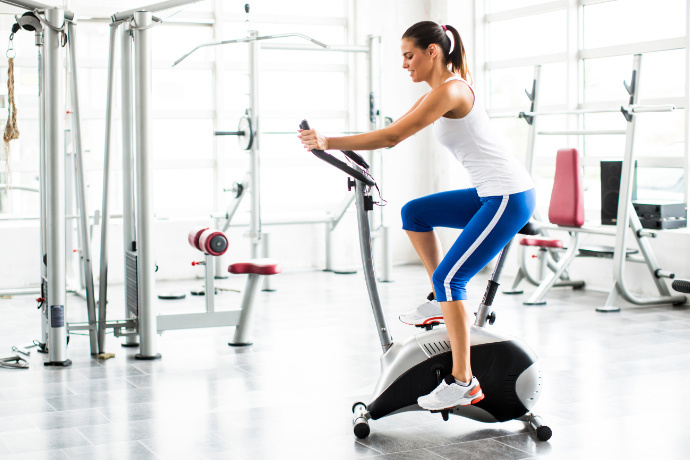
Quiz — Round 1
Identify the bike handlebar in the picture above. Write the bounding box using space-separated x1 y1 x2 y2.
299 119 376 187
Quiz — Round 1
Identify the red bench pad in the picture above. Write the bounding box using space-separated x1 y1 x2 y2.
229 259 281 275
520 237 564 249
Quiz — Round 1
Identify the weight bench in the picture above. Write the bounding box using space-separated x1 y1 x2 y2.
156 227 280 346
505 148 584 304
508 149 642 305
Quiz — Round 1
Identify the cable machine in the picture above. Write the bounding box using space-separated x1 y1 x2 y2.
0 0 97 365
173 5 391 285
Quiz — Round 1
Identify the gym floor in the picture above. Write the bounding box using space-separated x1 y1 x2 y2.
1 263 689 459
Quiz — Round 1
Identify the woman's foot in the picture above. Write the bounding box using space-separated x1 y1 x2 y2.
417 375 484 411
399 295 444 326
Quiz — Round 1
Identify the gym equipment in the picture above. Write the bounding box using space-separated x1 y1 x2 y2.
672 279 690 295
215 113 254 151
300 120 552 442
95 1 211 358
174 7 392 282
501 56 685 311
166 226 280 347
1 1 94 366
632 202 687 230
509 148 586 304
0 355 28 369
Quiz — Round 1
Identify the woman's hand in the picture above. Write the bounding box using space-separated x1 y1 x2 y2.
298 128 328 151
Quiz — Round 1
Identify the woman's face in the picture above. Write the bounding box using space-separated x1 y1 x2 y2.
401 38 432 83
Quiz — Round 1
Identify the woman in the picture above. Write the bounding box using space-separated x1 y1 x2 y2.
298 21 535 411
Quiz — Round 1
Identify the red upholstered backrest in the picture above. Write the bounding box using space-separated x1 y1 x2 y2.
548 148 584 227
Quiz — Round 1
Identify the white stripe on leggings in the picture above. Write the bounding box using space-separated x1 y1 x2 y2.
444 195 509 301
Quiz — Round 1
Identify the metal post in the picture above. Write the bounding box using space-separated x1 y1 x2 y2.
121 21 139 347
599 54 685 311
37 35 49 347
67 20 98 355
686 3 690 208
229 273 261 346
248 30 261 259
261 233 274 291
97 22 119 353
524 65 541 175
380 225 392 282
324 223 333 271
367 35 391 282
44 7 70 366
133 10 160 359
355 178 392 352
205 253 215 312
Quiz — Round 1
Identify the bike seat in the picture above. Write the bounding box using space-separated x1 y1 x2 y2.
229 259 281 275
518 221 541 236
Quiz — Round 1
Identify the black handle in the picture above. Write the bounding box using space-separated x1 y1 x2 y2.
214 131 245 136
340 150 370 169
672 279 690 294
299 120 375 187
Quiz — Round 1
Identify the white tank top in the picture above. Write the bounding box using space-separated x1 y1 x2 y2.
432 76 534 197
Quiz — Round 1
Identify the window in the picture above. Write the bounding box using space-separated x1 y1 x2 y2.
0 1 354 220
474 0 688 221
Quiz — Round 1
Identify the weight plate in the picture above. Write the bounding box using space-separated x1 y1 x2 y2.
237 116 253 150
158 292 186 300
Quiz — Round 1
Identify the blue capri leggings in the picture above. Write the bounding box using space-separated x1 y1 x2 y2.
401 188 536 302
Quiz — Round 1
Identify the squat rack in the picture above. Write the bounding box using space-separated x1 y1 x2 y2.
498 55 685 311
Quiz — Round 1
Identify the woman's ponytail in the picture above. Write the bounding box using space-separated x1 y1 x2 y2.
444 24 472 84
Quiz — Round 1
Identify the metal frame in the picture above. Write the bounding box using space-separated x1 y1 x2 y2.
503 56 686 310
99 1 297 358
175 30 391 281
0 1 97 365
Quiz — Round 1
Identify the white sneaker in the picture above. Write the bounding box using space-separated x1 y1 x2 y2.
399 300 444 327
417 375 484 411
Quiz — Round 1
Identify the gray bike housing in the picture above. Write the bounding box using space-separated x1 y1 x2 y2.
368 326 542 422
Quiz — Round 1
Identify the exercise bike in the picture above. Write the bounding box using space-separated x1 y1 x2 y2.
299 120 552 441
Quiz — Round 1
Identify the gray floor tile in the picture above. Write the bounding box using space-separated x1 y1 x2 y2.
428 438 533 460
0 398 55 418
365 449 446 460
0 415 36 434
0 438 9 456
65 377 139 395
61 441 157 460
139 432 236 458
0 427 90 454
0 382 74 401
412 418 529 444
76 419 155 445
0 451 70 460
45 387 157 411
207 434 383 459
355 426 452 454
34 408 111 431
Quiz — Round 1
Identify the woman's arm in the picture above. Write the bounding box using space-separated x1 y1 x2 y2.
299 81 473 151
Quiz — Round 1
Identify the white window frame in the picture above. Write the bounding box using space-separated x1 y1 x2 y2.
476 0 690 205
